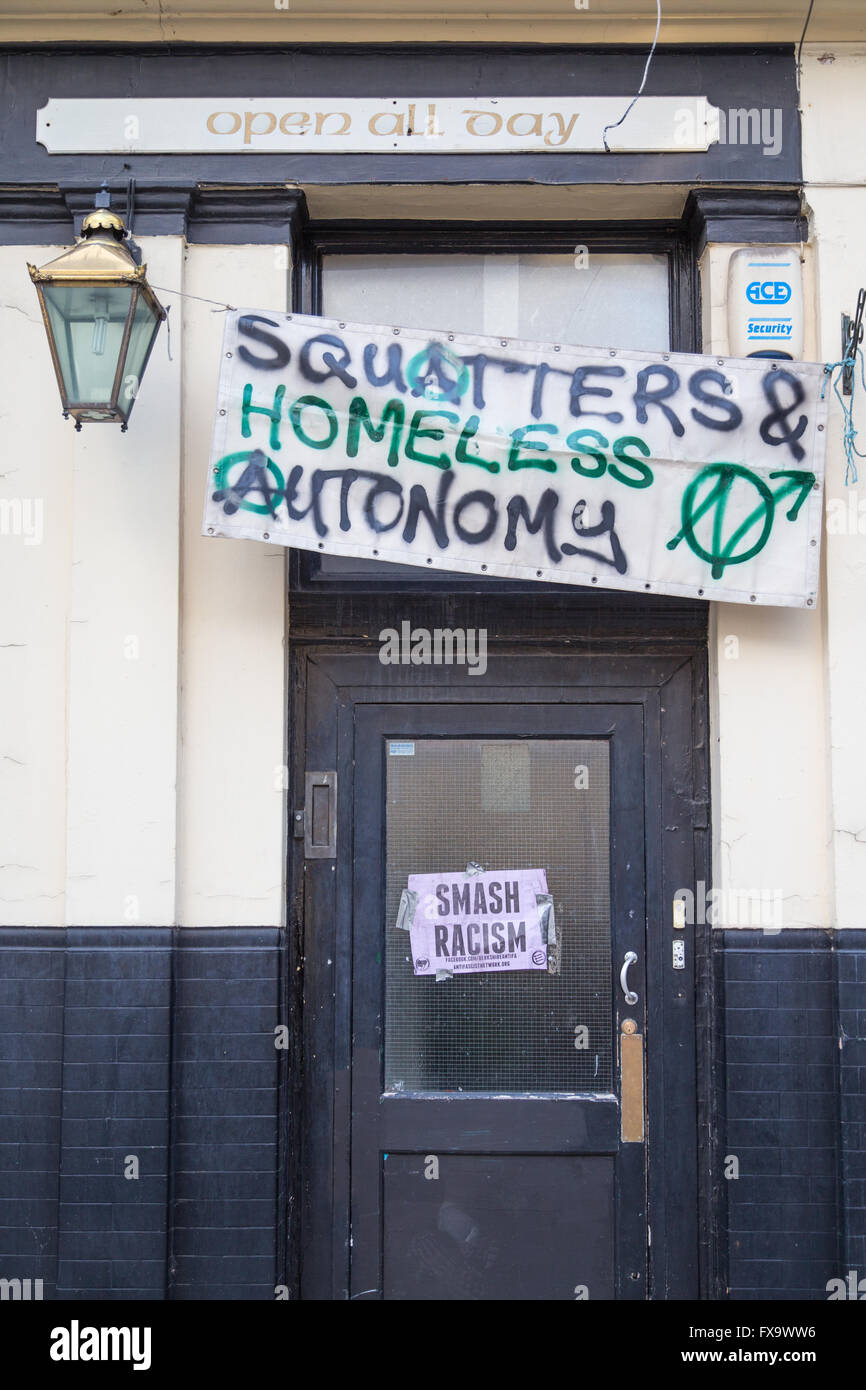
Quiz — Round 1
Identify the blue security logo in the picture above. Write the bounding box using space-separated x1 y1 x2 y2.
746 280 792 304
747 321 792 337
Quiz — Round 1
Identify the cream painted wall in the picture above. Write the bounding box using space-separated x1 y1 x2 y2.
0 238 184 926
801 47 866 930
0 245 71 925
0 237 288 928
700 234 832 929
809 186 866 929
65 236 183 927
177 244 288 927
696 47 866 930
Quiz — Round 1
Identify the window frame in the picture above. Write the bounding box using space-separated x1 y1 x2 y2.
290 217 700 594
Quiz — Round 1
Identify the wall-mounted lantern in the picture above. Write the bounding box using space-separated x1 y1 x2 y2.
28 207 166 431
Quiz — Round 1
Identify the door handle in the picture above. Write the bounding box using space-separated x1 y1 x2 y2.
620 951 638 1005
302 770 337 859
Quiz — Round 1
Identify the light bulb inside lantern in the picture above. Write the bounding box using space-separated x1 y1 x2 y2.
91 298 109 356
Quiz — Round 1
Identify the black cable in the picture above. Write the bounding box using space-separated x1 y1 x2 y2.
602 0 662 153
796 0 817 93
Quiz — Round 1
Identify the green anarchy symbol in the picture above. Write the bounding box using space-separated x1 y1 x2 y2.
212 449 286 516
405 341 471 403
667 462 815 581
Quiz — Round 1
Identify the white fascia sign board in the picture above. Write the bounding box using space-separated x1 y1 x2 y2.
37 96 720 154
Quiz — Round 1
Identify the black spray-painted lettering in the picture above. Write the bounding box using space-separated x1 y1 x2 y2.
212 448 280 517
452 489 498 545
298 333 358 389
504 490 562 563
528 361 572 420
402 470 455 549
634 364 685 438
561 498 628 574
688 369 743 432
462 354 534 411
363 342 407 393
569 365 626 423
237 315 291 371
759 369 808 462
362 474 405 533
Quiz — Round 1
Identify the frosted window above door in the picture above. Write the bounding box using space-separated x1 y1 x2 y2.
322 253 670 351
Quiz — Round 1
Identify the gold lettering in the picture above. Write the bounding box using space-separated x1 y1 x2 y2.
368 111 406 137
207 110 241 136
243 111 277 145
279 111 311 135
315 111 352 136
544 112 580 148
506 112 544 138
463 109 503 137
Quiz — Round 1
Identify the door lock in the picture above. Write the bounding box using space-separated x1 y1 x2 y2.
620 1020 645 1143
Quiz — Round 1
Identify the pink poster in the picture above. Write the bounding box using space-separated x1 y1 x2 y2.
407 868 549 976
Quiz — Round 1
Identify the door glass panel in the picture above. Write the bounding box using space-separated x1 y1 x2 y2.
323 252 670 350
385 738 611 1094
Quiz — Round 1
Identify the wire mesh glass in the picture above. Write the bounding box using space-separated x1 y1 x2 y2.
384 739 611 1093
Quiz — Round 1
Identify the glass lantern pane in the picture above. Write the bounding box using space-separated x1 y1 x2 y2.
41 285 135 404
117 294 162 413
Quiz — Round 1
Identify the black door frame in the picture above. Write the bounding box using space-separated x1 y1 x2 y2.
287 601 715 1300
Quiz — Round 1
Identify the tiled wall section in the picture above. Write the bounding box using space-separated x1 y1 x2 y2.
170 931 284 1300
837 933 866 1279
0 926 285 1301
56 929 173 1298
2 926 863 1299
0 931 65 1297
716 929 865 1300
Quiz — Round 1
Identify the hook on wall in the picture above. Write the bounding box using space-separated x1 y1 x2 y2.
841 287 865 397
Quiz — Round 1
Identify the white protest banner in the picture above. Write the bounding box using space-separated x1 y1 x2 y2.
203 311 828 607
405 869 549 976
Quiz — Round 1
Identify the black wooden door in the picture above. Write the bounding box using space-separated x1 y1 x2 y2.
294 645 707 1301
